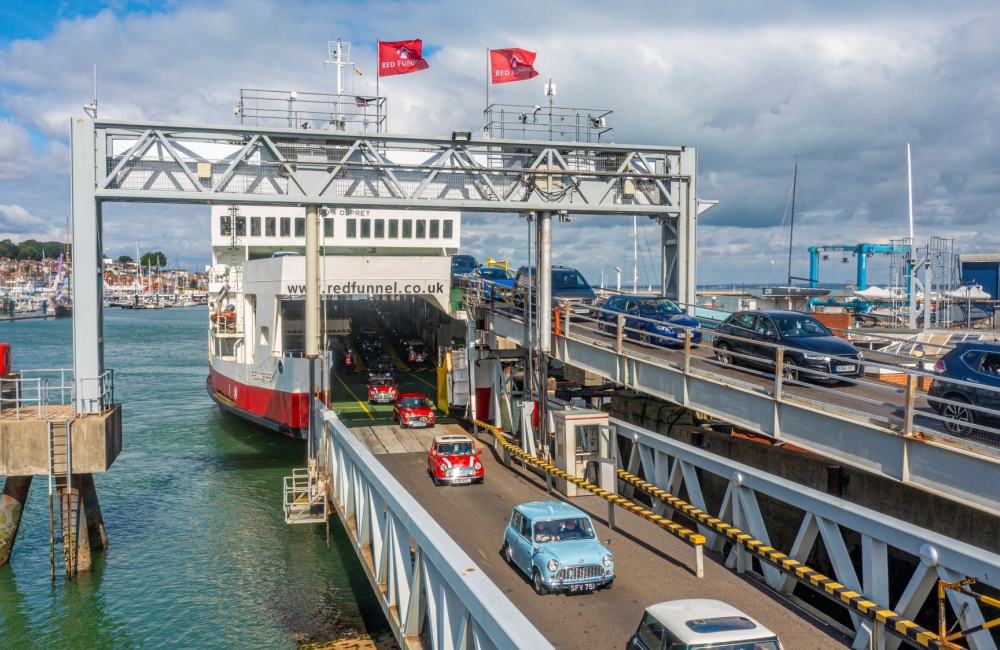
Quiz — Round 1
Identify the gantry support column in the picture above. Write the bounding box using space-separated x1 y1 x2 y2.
305 204 320 358
71 117 105 413
0 475 32 565
77 473 108 551
536 211 553 457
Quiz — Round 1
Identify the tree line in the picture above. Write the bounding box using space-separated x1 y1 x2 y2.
0 239 68 261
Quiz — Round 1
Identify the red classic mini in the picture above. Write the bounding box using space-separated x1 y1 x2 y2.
393 392 435 429
367 377 397 404
427 434 484 486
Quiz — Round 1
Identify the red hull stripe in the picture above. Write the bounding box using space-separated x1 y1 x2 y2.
209 366 310 429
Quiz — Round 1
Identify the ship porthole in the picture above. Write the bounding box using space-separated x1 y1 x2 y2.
277 360 284 374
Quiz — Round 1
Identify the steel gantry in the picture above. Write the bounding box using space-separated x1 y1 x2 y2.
70 117 711 411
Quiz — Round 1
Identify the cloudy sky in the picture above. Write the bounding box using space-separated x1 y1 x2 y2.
1 0 999 287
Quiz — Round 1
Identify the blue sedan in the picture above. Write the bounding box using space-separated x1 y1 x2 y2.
501 501 614 595
469 266 515 298
598 294 702 347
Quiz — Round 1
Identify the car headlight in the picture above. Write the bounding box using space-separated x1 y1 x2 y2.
653 323 673 332
547 559 559 572
602 554 613 567
438 463 447 473
474 462 482 470
802 352 830 361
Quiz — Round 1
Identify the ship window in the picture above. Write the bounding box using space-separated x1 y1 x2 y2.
250 216 261 237
234 216 246 236
429 220 440 238
346 219 357 237
416 219 426 238
324 217 334 238
294 217 305 237
402 220 412 238
220 216 232 236
259 326 269 346
280 217 291 237
374 219 385 238
388 219 399 238
360 219 371 238
443 219 453 238
265 217 276 237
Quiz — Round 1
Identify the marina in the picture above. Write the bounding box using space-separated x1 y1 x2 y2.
2 6 1000 650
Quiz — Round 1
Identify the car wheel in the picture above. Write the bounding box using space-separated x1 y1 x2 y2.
781 359 799 382
941 395 976 435
432 476 440 487
532 569 548 595
639 330 651 345
502 541 513 565
475 476 485 485
716 342 733 365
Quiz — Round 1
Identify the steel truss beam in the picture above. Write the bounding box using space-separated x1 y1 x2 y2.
614 418 1000 650
320 406 553 649
91 119 691 214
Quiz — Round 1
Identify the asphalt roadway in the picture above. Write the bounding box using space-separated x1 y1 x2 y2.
376 440 853 650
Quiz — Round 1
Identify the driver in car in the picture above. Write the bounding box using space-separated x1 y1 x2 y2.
558 518 583 540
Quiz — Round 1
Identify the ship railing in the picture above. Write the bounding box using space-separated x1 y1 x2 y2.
463 286 1000 459
319 404 553 649
0 375 50 419
283 467 327 525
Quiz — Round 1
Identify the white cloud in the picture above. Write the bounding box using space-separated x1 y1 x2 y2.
0 204 62 240
0 1 999 284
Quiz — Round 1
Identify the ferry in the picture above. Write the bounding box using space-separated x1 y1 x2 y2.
205 203 460 438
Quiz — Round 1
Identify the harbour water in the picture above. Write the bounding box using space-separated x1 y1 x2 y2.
0 308 388 648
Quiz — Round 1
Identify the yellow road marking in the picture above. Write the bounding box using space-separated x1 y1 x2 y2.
332 372 374 420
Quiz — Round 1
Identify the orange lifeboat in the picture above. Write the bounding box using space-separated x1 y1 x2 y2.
211 307 237 324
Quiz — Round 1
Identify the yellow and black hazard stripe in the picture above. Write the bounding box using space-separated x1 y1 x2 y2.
615 468 953 649
472 420 706 548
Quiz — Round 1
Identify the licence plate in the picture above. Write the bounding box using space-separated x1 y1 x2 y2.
568 582 597 593
452 478 471 484
676 332 686 339
835 365 856 372
411 421 427 427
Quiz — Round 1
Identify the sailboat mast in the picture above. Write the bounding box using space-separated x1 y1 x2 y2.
786 163 798 285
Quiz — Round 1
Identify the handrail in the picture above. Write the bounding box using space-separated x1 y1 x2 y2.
321 406 553 649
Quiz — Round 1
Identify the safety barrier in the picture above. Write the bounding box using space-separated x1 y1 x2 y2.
321 406 553 650
614 469 947 649
471 418 707 578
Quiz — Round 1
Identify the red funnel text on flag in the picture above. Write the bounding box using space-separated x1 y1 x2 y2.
490 48 539 84
379 39 430 77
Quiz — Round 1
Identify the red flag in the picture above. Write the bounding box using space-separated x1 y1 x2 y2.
378 39 430 77
490 48 539 84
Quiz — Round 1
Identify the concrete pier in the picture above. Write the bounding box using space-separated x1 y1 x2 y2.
77 473 108 551
0 474 31 565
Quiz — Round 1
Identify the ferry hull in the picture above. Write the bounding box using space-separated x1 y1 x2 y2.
207 362 312 440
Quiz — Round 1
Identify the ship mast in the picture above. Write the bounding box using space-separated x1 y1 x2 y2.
786 162 798 286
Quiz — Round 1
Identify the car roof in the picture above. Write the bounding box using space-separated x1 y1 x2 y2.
399 392 429 399
645 599 777 645
433 434 472 444
514 500 589 520
953 340 1000 350
734 309 809 317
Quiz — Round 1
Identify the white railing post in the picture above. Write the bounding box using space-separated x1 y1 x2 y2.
774 347 785 399
903 373 916 437
616 314 625 355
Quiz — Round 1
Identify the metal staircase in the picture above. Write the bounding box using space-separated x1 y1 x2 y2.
47 419 75 580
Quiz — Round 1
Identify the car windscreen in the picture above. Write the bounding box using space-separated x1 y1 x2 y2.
452 255 479 268
401 398 431 408
552 269 589 289
436 442 474 455
690 640 780 650
478 268 510 280
771 315 831 338
637 298 683 315
533 517 596 542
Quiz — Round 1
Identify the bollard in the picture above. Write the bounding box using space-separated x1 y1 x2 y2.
694 544 704 579
546 472 552 494
504 446 511 469
607 500 616 530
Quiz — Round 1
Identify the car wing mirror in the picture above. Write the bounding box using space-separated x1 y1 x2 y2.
532 545 540 553
681 308 687 314
475 449 482 455
605 538 612 546
765 330 777 338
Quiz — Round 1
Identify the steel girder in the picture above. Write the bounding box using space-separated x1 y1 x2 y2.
90 119 691 215
321 406 553 649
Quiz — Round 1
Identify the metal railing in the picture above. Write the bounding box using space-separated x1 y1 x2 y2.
75 370 115 415
0 375 50 419
610 417 1000 650
320 404 553 649
283 468 327 525
461 281 1000 455
483 103 614 142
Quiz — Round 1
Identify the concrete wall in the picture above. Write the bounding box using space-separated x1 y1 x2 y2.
609 395 1000 553
0 406 122 476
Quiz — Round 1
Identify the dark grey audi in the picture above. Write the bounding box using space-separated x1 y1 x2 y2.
712 310 864 382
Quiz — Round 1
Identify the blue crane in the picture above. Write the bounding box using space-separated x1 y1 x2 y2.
808 243 911 291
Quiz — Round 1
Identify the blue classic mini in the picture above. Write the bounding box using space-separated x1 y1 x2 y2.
500 501 614 595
